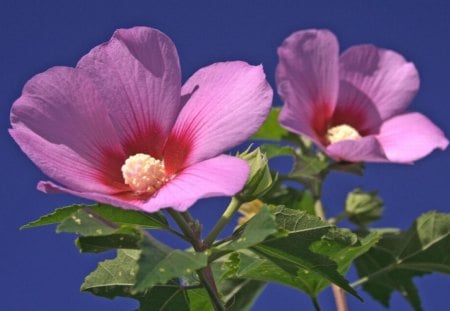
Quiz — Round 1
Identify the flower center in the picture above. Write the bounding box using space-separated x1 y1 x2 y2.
121 153 168 194
326 124 361 144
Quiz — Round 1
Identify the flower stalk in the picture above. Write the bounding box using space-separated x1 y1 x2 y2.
167 209 225 311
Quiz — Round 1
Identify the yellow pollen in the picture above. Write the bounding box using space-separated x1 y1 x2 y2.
121 153 167 194
326 124 361 144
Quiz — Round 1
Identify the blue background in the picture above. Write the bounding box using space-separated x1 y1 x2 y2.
1 1 449 310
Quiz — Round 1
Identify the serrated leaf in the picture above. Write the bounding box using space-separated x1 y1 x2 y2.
81 249 191 311
304 230 380 295
76 226 143 253
134 235 208 292
220 207 278 251
346 189 383 227
82 249 141 296
251 206 361 299
252 108 289 141
354 211 450 311
22 204 168 229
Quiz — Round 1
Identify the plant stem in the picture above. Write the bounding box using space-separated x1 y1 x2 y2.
167 209 225 311
312 297 322 311
314 197 349 311
203 197 241 247
167 209 198 247
197 266 225 311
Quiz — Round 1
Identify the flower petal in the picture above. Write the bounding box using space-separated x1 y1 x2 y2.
333 80 383 135
277 29 339 141
326 136 387 163
39 155 250 213
339 45 420 120
77 26 182 158
164 62 272 172
377 112 449 163
10 67 126 192
12 129 121 193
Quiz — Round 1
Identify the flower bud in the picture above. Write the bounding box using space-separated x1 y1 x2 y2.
237 147 274 201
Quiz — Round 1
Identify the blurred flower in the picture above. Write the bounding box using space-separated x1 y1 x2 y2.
237 147 274 200
238 199 264 225
277 29 448 163
10 27 273 212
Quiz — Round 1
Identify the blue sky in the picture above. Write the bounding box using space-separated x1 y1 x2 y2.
1 1 449 310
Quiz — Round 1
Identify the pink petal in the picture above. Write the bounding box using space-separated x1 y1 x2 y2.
377 112 449 163
164 62 272 172
333 80 383 135
12 129 121 193
339 45 420 121
326 136 388 163
10 67 126 192
277 29 339 141
77 26 182 158
39 155 250 213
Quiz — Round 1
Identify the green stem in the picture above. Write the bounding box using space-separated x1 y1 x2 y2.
203 197 242 247
328 211 349 225
167 209 198 247
310 182 349 311
167 209 225 311
312 297 322 311
197 266 225 311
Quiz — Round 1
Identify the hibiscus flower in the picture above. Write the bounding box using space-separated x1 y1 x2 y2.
277 29 448 163
10 26 273 212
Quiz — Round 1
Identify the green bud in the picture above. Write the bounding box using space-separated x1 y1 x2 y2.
345 189 383 227
237 147 274 201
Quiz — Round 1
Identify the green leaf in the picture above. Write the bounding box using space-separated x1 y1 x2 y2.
134 235 208 292
290 153 329 193
251 206 361 299
81 249 191 311
21 204 168 230
222 233 377 299
263 187 315 215
187 288 214 311
354 211 450 311
222 279 266 311
81 249 141 297
259 144 295 159
304 230 380 295
346 189 383 227
76 226 143 253
252 108 289 141
329 161 365 176
220 207 278 251
57 208 117 235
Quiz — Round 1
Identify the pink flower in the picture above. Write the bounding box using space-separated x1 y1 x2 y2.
10 27 273 212
277 29 448 163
